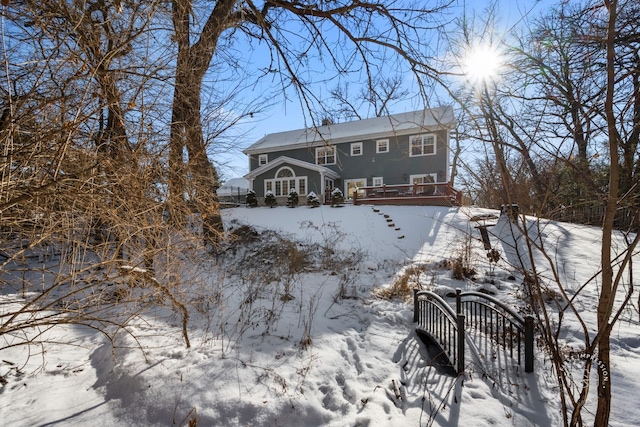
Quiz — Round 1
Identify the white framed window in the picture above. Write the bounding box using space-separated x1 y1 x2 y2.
350 142 363 156
264 167 308 196
410 173 438 195
376 139 389 153
409 134 436 157
258 154 268 166
344 178 367 199
276 167 294 179
316 146 336 165
372 176 384 186
410 173 437 184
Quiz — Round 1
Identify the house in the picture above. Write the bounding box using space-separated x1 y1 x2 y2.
243 107 459 205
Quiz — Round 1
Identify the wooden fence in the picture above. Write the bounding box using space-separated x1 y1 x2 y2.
549 204 638 231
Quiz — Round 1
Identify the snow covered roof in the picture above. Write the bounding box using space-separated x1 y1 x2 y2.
243 106 455 155
216 177 251 196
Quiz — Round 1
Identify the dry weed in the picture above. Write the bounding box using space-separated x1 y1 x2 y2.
376 264 428 301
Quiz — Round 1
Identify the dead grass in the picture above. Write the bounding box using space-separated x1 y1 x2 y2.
375 264 428 301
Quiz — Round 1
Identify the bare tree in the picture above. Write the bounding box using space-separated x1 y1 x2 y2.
0 0 195 353
447 1 640 425
329 75 410 121
1 0 457 359
166 0 454 244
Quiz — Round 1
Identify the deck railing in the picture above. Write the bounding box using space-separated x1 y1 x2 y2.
353 183 462 206
414 288 534 373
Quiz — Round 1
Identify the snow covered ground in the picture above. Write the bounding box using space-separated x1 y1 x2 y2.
1 204 639 426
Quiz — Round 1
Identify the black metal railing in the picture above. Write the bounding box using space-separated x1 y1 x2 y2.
413 290 465 373
414 288 534 373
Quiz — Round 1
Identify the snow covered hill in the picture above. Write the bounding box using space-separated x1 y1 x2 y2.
1 205 638 426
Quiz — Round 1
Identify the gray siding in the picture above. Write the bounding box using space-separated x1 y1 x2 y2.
249 128 449 187
250 161 324 198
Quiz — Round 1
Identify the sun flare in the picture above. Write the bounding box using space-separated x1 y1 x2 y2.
463 43 504 85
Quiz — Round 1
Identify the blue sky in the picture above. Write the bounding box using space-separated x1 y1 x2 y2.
216 0 558 179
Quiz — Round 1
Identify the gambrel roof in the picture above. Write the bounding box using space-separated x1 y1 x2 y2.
243 106 455 155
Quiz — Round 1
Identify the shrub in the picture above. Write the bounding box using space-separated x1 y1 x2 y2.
245 190 258 207
450 256 476 280
286 189 299 208
330 188 344 207
264 190 277 208
307 191 320 207
375 264 428 301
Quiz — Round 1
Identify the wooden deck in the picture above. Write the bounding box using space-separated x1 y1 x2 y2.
351 183 463 206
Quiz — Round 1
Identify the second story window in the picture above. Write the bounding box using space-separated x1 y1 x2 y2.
376 139 389 153
316 146 336 165
409 134 436 157
351 142 362 156
258 154 268 166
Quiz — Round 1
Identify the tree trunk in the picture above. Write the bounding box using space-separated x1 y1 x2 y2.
595 2 618 425
450 127 460 188
168 0 239 243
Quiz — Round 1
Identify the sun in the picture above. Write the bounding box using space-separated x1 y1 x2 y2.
462 43 504 86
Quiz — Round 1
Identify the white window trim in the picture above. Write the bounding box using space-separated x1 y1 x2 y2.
376 139 389 153
344 178 367 200
275 166 294 178
409 173 438 184
409 134 437 157
258 154 268 166
315 146 336 165
350 142 363 156
372 176 384 186
409 174 439 195
264 174 308 197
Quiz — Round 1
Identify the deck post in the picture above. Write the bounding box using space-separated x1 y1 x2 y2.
524 315 534 372
477 226 492 250
455 288 462 314
413 288 419 322
457 314 465 373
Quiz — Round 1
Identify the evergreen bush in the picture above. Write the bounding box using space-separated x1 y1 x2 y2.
307 191 320 207
245 189 258 207
330 188 345 207
286 189 299 208
264 191 277 208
